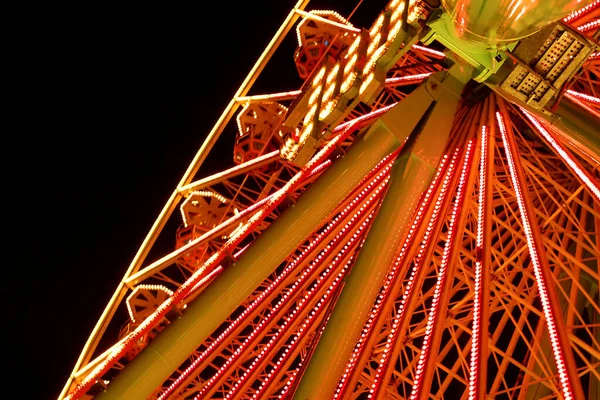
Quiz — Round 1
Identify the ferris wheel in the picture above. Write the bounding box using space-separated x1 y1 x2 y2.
60 0 599 399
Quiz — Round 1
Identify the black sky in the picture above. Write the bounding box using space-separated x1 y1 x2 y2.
11 1 394 398
14 2 287 398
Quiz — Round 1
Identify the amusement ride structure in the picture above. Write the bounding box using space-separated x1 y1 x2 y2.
60 0 600 398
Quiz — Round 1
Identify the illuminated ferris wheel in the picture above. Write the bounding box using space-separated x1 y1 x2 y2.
60 1 599 399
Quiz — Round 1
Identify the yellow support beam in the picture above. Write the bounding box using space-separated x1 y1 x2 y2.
96 108 402 400
293 65 471 399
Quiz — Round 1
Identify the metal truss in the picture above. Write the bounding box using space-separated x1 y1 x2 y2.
60 1 600 399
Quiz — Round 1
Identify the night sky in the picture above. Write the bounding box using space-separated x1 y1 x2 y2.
13 1 392 398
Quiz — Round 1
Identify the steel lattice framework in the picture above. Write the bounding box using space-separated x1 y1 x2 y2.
60 1 599 399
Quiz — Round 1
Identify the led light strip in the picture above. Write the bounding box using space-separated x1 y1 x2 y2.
411 44 446 59
497 111 575 400
408 139 476 400
251 235 369 398
218 208 379 400
385 72 434 86
566 89 600 105
563 1 599 23
158 154 397 399
520 108 600 203
65 103 397 400
368 147 464 399
333 152 453 399
468 126 489 400
576 19 600 32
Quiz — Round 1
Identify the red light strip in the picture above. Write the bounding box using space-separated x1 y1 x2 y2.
367 148 464 399
496 111 575 400
332 102 397 133
385 72 434 87
219 206 379 400
565 89 600 105
468 126 489 400
178 150 280 193
188 239 251 302
306 158 332 177
258 273 349 399
520 108 600 203
577 19 600 32
276 154 403 399
277 232 368 399
251 216 377 399
190 179 387 398
333 151 453 399
563 1 599 23
183 266 224 300
158 153 397 398
411 44 446 59
65 104 397 400
407 139 476 400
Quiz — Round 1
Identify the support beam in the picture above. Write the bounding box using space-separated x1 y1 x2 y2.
95 104 402 400
469 100 495 400
177 150 280 194
292 65 472 399
497 104 586 400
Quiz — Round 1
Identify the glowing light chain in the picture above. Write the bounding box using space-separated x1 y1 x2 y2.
252 266 348 399
183 266 224 301
520 108 600 203
408 139 475 400
468 126 489 400
169 256 240 319
251 217 376 399
529 116 600 168
225 241 365 400
275 317 330 399
283 0 425 161
411 44 446 59
307 159 333 177
563 1 599 23
590 52 600 60
295 10 355 47
252 294 332 399
566 89 600 105
65 103 381 400
159 151 397 399
191 182 387 399
332 102 398 134
576 19 600 32
278 364 302 399
497 112 575 400
276 155 399 400
152 191 276 284
385 72 434 86
125 285 174 323
366 148 462 399
180 190 230 228
218 207 379 400
334 152 453 399
235 102 289 137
